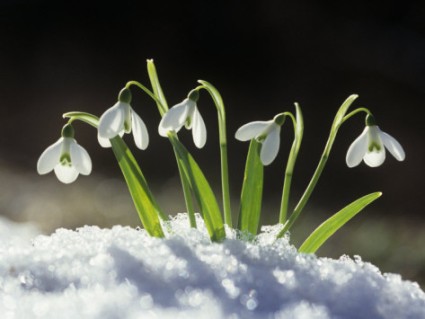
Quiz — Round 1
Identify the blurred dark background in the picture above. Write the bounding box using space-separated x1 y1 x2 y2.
0 1 424 285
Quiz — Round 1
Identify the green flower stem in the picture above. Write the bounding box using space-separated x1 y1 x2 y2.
279 105 304 224
196 80 232 228
175 147 197 228
145 61 197 227
125 81 167 116
277 95 359 238
342 107 372 123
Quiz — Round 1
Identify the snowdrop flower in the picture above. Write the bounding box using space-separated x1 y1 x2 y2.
98 88 149 150
235 113 285 166
346 115 405 168
37 124 92 184
158 90 206 148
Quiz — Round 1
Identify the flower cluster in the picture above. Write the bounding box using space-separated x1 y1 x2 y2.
36 62 407 248
38 95 405 184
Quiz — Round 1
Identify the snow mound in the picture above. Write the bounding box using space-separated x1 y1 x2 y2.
1 214 424 319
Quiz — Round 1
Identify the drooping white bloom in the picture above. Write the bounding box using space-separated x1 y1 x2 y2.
37 125 92 184
98 88 149 150
346 117 405 168
235 114 285 166
158 90 206 148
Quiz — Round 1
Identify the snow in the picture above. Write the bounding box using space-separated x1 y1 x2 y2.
1 214 425 319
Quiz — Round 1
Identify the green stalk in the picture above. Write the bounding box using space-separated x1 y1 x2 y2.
145 60 197 227
279 104 304 223
197 80 233 227
125 81 163 113
277 95 360 238
174 146 197 228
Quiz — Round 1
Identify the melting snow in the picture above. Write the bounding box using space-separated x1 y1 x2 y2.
0 214 424 319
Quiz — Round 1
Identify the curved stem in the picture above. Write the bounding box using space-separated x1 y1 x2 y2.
279 105 304 223
197 80 232 228
125 81 167 116
276 95 360 238
342 107 372 123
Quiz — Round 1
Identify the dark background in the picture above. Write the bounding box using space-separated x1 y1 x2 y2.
0 1 424 283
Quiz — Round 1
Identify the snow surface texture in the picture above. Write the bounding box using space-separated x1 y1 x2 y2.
1 214 425 319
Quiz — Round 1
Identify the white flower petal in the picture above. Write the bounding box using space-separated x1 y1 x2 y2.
260 124 280 166
54 164 79 184
70 140 92 175
364 149 386 167
192 106 207 148
381 131 405 162
37 138 64 175
235 121 271 141
131 109 149 150
98 102 126 139
158 99 191 136
97 134 112 148
346 127 369 168
98 131 124 148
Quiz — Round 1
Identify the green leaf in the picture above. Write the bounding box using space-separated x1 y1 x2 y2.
110 137 166 238
169 135 225 241
238 140 263 235
298 192 382 253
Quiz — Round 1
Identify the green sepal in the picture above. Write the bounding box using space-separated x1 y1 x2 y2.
298 192 382 254
237 139 264 235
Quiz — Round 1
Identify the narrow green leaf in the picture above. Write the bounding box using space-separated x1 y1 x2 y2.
238 140 263 235
298 192 382 253
169 135 225 241
110 137 166 237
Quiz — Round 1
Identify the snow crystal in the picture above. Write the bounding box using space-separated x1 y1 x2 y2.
0 213 424 319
